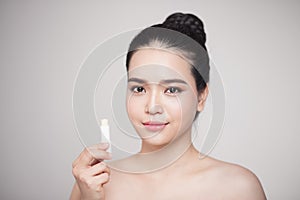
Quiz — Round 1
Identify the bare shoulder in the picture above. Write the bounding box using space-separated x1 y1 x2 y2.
197 156 267 200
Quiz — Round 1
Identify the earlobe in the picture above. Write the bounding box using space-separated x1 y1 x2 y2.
197 86 209 112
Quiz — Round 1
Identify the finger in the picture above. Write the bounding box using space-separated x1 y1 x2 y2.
80 173 110 191
73 146 112 168
94 172 110 186
88 147 112 160
87 144 110 166
86 162 110 176
72 148 94 168
89 142 110 151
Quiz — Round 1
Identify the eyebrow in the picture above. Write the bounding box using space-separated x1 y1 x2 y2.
127 77 146 84
128 77 187 85
161 79 187 84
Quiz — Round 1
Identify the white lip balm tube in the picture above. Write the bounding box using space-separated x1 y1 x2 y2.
100 119 111 153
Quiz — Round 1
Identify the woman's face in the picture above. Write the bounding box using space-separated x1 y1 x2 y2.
126 49 206 149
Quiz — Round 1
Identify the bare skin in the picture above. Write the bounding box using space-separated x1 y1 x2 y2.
70 49 266 199
106 147 266 200
70 143 112 200
71 144 266 200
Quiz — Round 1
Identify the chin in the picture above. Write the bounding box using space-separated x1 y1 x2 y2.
141 131 180 150
143 136 170 146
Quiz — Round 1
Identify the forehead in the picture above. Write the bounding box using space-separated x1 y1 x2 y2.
128 49 193 82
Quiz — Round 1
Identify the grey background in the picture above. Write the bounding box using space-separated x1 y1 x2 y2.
0 0 299 199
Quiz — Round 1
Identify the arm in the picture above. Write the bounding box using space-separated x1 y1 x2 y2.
70 183 81 200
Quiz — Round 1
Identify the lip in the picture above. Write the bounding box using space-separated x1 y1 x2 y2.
142 121 169 132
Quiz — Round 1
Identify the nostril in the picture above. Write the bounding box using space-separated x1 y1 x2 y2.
145 104 163 114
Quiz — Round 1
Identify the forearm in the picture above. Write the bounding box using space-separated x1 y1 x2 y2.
70 183 81 200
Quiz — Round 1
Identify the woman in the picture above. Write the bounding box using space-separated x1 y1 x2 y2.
70 12 266 200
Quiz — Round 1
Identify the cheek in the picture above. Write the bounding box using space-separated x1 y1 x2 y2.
176 93 198 123
163 94 197 123
163 98 182 119
126 94 145 120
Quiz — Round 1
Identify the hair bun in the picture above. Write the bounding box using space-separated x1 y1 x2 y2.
161 12 207 50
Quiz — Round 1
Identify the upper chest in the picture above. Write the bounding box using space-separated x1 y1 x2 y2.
104 170 226 200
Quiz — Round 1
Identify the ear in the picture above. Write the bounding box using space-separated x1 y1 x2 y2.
197 85 209 112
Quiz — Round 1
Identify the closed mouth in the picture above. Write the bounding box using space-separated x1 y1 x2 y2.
142 121 169 131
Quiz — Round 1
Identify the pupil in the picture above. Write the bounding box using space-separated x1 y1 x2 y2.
137 87 143 92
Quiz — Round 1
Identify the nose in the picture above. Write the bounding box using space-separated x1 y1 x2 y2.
145 89 163 115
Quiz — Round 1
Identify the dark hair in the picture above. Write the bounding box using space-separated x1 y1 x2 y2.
126 12 210 94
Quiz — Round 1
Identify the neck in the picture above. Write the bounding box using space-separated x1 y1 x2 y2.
110 128 200 173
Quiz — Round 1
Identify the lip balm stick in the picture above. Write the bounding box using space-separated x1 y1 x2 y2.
100 119 111 153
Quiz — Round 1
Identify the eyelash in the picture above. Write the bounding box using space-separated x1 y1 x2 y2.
165 87 182 95
130 86 182 95
131 86 145 93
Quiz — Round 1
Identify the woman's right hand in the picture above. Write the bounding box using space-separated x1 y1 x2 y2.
71 143 112 200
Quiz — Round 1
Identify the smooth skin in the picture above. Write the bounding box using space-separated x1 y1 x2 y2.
70 143 112 200
70 49 266 200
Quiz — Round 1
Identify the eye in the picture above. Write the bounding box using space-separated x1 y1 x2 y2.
165 87 181 95
132 86 146 93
